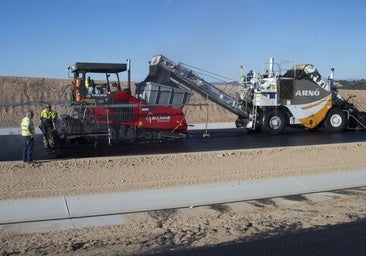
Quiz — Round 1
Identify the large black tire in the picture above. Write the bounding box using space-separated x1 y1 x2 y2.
323 107 347 133
260 109 286 135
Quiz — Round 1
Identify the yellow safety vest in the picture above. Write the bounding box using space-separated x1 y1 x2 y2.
21 117 35 137
41 109 57 119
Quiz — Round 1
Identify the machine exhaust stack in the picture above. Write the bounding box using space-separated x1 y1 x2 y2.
329 67 335 89
329 67 334 80
127 59 131 91
269 57 274 77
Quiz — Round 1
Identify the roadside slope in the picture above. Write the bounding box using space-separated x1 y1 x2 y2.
1 142 366 200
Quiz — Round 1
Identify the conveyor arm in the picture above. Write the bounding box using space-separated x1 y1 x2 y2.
147 55 248 118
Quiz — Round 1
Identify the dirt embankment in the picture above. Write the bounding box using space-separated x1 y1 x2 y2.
2 76 365 128
0 76 238 128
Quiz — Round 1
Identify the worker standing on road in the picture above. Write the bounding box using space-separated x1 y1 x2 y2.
40 104 58 149
21 110 35 163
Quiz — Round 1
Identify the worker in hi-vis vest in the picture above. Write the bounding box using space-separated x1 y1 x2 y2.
40 104 57 149
21 110 35 163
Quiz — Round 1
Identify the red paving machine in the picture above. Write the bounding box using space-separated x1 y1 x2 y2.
45 60 191 158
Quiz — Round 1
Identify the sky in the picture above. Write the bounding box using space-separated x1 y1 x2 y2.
0 0 365 82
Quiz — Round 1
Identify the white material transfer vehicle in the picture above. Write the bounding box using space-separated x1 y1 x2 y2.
139 55 366 135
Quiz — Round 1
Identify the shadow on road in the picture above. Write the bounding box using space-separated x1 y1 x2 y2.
147 219 366 256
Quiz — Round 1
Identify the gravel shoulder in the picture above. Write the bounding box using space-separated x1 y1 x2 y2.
1 143 366 200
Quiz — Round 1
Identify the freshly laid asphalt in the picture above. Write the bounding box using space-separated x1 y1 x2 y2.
3 123 366 162
0 123 236 161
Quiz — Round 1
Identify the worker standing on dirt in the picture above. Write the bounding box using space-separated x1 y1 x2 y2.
40 104 57 149
21 110 35 163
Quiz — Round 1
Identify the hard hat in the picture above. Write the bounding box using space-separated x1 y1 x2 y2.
46 104 51 108
26 110 33 117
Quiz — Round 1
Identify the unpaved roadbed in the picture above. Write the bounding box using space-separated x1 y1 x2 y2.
1 143 366 255
1 143 366 200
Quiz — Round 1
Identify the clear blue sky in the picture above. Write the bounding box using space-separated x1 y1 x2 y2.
0 0 365 81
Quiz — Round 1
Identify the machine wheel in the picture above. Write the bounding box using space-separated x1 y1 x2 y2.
323 107 347 133
260 109 286 135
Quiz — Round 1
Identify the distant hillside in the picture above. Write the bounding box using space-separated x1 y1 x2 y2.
336 79 366 90
0 76 237 127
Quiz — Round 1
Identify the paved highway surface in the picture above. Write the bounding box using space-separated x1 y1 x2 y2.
1 126 366 161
